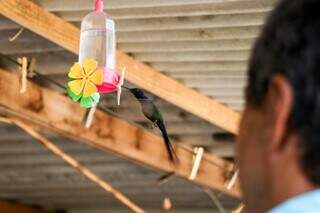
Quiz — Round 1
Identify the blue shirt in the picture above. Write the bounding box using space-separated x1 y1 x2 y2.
269 189 320 213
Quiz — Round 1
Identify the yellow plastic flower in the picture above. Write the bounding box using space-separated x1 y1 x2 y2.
68 58 103 97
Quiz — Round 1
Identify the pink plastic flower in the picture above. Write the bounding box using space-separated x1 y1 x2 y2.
97 67 126 105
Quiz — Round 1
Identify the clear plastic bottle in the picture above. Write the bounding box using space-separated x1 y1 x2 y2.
79 0 116 77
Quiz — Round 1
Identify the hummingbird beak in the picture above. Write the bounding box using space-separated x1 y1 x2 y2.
122 85 130 90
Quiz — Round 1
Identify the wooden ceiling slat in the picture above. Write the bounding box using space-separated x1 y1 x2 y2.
0 12 265 32
34 0 256 11
0 40 251 55
0 13 267 33
116 13 266 32
1 189 206 197
152 62 247 72
119 39 253 52
170 71 246 78
117 26 260 42
134 51 250 62
0 20 260 41
0 41 63 54
180 79 245 89
54 1 274 20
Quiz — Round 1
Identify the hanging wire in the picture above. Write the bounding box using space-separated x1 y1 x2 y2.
9 27 25 42
204 188 227 213
0 53 232 173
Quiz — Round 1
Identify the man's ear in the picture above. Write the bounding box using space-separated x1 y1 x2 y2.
263 74 293 151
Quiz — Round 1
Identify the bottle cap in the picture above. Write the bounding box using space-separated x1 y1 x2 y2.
95 0 104 12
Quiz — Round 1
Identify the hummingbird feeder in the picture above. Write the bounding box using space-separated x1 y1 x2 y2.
67 0 125 108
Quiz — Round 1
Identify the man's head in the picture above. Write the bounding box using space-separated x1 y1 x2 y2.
237 0 320 211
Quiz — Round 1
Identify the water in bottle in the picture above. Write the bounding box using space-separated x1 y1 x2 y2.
79 0 118 94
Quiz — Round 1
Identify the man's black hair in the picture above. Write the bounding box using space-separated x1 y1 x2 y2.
247 0 320 185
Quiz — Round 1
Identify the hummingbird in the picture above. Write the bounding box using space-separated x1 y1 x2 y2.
124 87 177 162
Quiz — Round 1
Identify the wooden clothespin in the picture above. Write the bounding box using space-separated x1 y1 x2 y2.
83 106 97 128
225 169 239 190
17 57 28 94
9 27 24 42
27 57 37 78
232 203 245 213
189 147 204 180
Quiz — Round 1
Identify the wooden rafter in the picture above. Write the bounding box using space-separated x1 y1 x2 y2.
0 0 241 134
0 201 46 213
0 68 241 198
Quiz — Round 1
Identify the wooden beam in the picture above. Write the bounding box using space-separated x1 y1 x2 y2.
0 201 45 213
0 0 241 134
119 40 253 53
0 68 241 198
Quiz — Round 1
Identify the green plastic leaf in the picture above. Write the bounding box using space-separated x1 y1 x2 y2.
67 77 75 82
80 96 94 108
91 93 100 105
67 87 82 102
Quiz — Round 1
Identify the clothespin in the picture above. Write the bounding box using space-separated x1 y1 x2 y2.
9 27 24 42
225 169 239 190
83 106 97 128
189 147 204 180
232 203 245 213
27 57 37 78
17 57 28 94
117 67 126 105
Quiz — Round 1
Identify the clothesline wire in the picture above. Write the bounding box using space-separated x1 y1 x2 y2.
0 53 231 173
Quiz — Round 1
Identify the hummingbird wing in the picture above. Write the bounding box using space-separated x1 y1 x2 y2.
139 99 156 121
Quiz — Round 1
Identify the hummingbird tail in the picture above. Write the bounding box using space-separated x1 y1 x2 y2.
156 120 177 162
